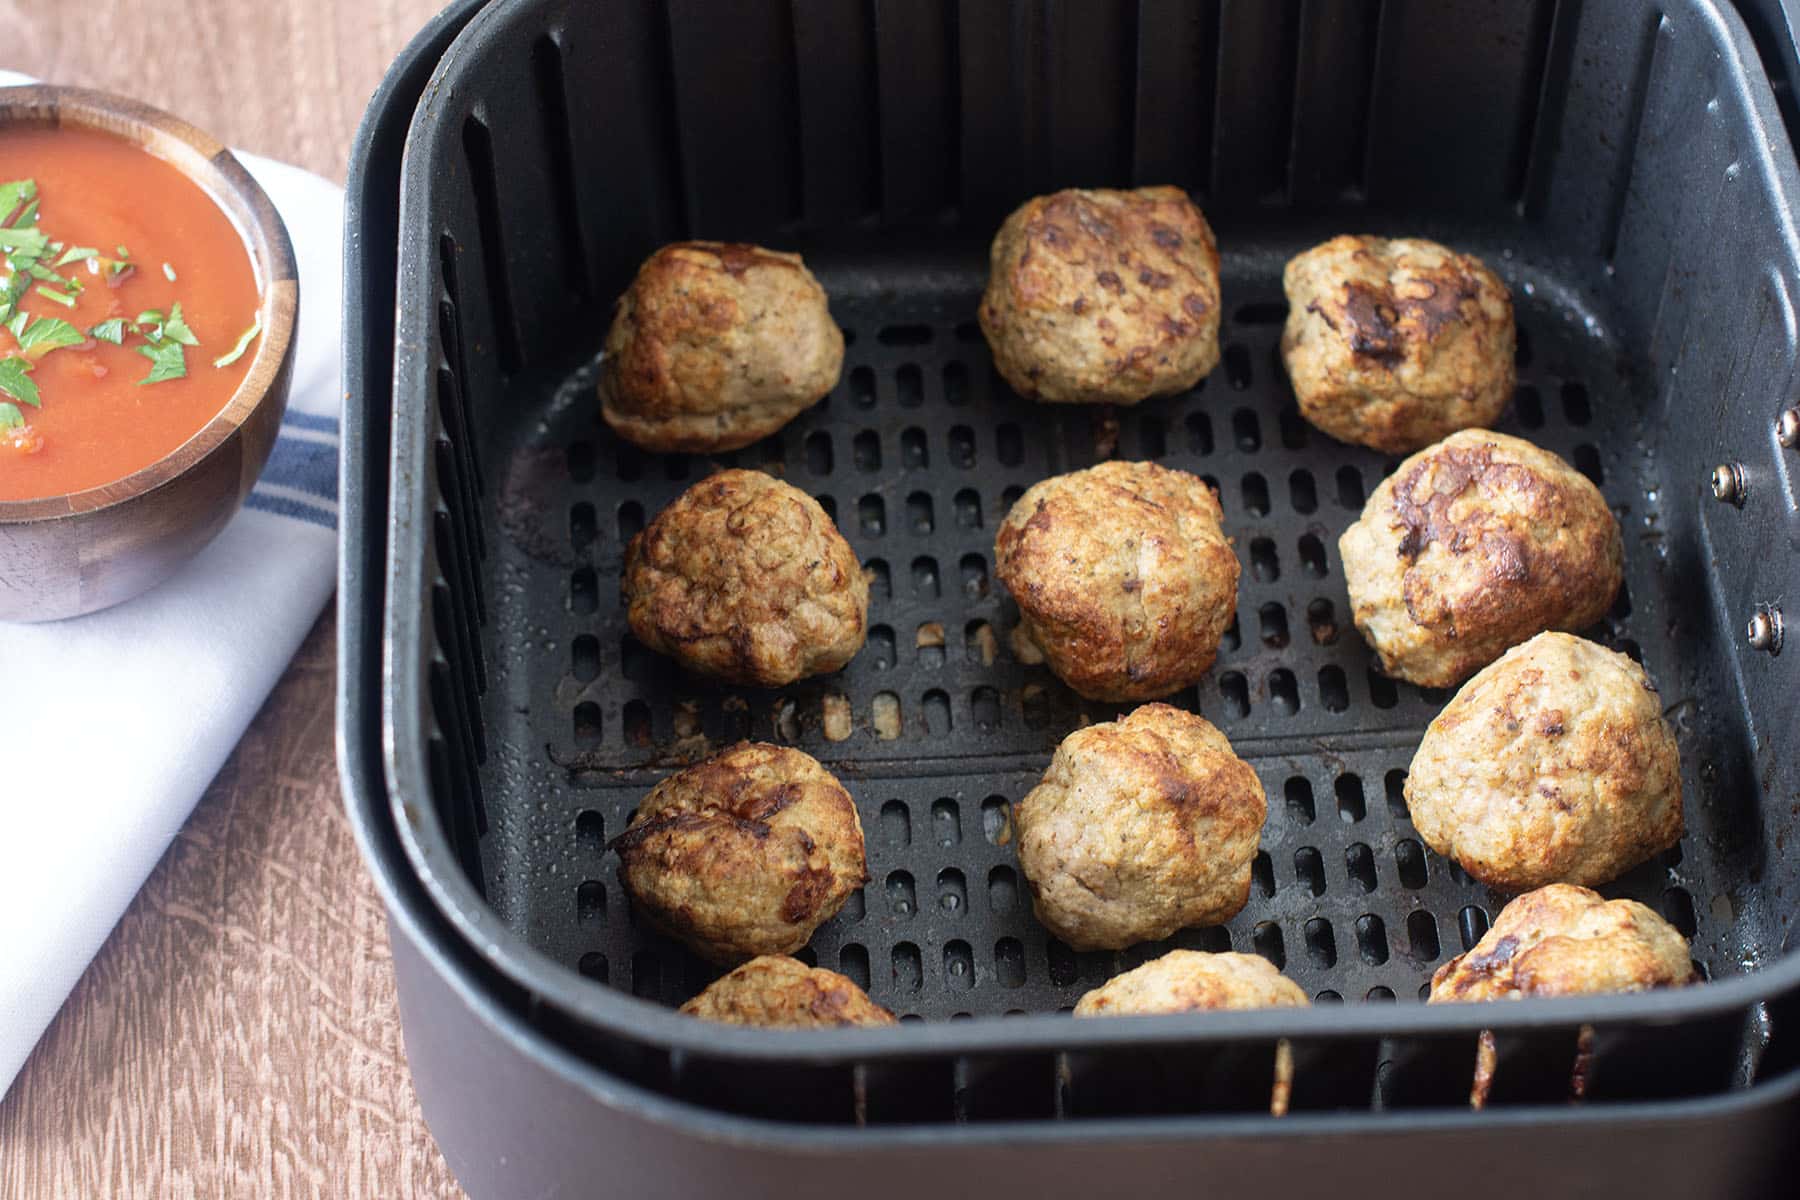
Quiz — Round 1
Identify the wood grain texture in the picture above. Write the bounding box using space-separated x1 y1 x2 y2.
2 0 434 180
0 1 462 1195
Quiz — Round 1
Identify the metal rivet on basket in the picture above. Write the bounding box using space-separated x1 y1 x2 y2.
1747 606 1784 655
1711 462 1747 505
1778 407 1800 449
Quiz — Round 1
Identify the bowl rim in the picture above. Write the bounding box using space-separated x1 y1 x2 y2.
0 84 299 523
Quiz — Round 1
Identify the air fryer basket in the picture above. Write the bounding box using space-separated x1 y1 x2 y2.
375 0 1800 1150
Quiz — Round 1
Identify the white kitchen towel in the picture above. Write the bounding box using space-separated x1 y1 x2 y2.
0 69 342 1095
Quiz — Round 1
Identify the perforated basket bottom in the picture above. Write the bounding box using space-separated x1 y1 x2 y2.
468 240 1743 1021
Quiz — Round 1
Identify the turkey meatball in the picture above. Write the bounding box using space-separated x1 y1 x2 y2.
1075 950 1309 1016
995 460 1239 702
1013 704 1266 951
1407 632 1682 891
978 186 1221 405
1339 429 1622 688
623 469 868 686
1281 235 1514 453
680 956 895 1028
612 744 868 965
1429 884 1695 1003
599 241 844 452
1077 949 1308 1116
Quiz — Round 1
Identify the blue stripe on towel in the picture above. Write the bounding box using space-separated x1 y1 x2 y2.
245 489 336 529
259 433 338 504
247 423 340 530
282 410 340 434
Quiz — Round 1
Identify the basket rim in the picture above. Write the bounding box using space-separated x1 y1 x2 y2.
369 818 1800 1138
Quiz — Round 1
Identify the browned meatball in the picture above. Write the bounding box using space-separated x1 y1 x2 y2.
1407 633 1683 891
599 242 844 452
1013 704 1266 951
1281 235 1515 453
1429 884 1695 1003
978 186 1221 405
1076 948 1308 1116
1339 430 1622 688
612 744 868 965
1075 951 1308 1016
680 956 895 1028
623 469 868 686
995 460 1239 702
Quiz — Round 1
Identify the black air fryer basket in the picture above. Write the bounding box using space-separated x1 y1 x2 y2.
342 1 1800 1196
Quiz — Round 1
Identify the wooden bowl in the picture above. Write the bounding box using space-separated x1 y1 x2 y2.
0 86 298 622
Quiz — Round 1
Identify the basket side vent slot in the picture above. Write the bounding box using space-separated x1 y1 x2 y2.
460 114 523 373
529 33 594 299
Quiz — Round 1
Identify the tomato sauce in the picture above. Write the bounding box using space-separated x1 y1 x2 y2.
0 125 260 501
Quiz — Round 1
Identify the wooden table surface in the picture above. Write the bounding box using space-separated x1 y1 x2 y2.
1 2 464 1196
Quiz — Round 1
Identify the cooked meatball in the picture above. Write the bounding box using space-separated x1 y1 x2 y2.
1407 633 1682 891
1429 884 1695 1003
1013 704 1266 951
623 469 868 686
1339 429 1622 688
978 186 1221 405
1075 950 1309 1016
680 956 895 1028
1281 235 1514 453
599 241 844 452
994 460 1239 702
611 743 868 965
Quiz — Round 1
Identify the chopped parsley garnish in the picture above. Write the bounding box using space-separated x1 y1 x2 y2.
0 175 242 425
137 339 187 384
128 304 199 383
0 225 49 257
0 180 36 224
212 318 261 368
162 302 198 347
0 358 40 408
16 316 85 359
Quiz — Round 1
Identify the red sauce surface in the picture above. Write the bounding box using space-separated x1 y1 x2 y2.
0 126 260 501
